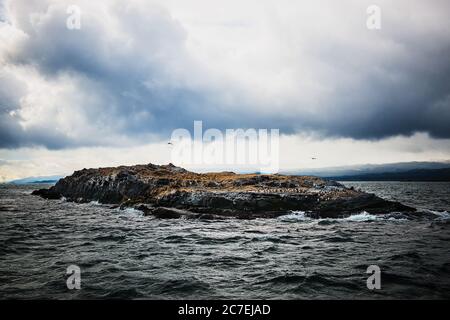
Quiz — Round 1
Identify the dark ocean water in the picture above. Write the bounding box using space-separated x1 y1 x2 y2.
0 182 449 299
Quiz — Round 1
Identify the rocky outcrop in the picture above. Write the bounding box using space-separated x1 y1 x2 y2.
32 163 415 219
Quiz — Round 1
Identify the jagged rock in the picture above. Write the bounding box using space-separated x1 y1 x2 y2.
32 163 416 219
31 188 61 200
132 203 154 215
149 207 183 219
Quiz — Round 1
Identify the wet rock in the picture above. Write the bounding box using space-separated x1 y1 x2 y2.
31 188 61 200
196 213 225 220
151 207 181 219
132 203 154 215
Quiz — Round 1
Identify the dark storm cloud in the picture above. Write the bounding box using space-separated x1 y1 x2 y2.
1 0 450 149
309 6 450 140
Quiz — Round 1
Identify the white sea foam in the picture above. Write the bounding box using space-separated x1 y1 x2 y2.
278 210 410 222
120 207 144 216
428 210 450 220
342 211 379 222
277 211 311 221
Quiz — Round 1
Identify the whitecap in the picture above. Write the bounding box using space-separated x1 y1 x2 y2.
278 210 410 223
427 210 450 220
277 211 311 221
119 207 144 216
342 211 380 222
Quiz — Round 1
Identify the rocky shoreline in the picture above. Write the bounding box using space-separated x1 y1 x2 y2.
32 163 415 219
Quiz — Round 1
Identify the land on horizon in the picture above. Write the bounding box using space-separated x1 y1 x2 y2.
6 160 450 184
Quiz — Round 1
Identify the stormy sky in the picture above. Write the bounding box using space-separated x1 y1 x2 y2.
1 0 450 180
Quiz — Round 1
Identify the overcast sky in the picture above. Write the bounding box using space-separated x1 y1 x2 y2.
1 0 450 181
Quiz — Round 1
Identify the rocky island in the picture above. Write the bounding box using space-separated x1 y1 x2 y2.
32 163 415 219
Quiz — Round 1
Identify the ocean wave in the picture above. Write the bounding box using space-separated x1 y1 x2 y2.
426 210 450 220
77 200 103 207
278 211 409 222
342 212 379 222
277 211 310 221
119 207 144 216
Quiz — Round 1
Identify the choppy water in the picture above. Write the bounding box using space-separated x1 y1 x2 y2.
0 182 449 299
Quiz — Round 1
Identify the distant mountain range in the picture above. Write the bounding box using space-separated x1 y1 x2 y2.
326 168 450 181
5 161 450 184
283 161 450 181
8 175 63 185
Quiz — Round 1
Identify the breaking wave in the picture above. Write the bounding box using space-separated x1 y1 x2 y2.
278 211 390 222
426 210 450 220
117 207 144 216
278 210 448 222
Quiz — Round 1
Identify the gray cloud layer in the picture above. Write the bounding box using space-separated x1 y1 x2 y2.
1 0 450 149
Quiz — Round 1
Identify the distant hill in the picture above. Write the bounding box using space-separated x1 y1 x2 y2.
283 161 450 180
8 175 62 185
6 161 450 183
326 168 450 181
